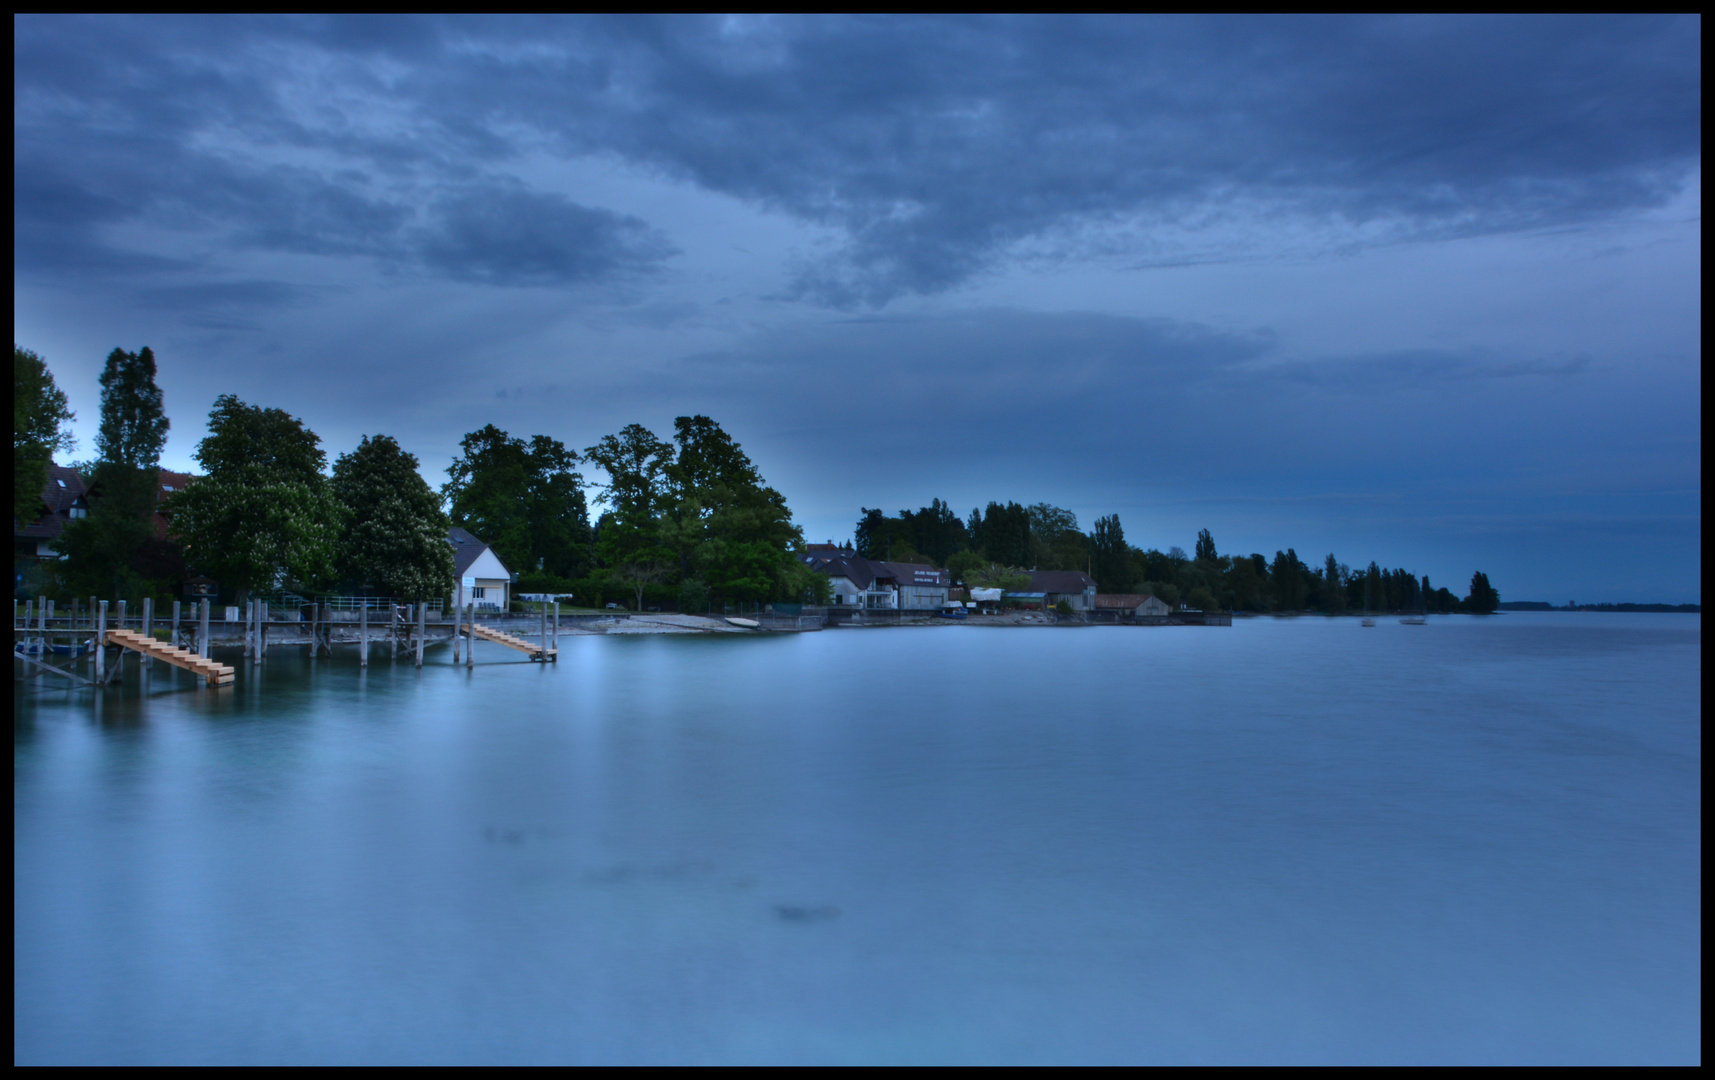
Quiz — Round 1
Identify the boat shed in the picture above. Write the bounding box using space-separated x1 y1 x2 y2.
449 526 512 611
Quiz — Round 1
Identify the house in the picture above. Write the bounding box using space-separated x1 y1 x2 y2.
1095 593 1172 617
1023 570 1099 611
14 464 89 562
449 526 512 611
152 469 196 540
799 550 952 611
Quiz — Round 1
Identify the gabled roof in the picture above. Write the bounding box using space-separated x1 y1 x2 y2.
449 526 491 578
1095 593 1165 609
801 552 899 590
1030 570 1097 594
15 464 87 540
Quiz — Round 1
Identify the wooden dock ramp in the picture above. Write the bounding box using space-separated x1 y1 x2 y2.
468 623 556 662
106 629 236 686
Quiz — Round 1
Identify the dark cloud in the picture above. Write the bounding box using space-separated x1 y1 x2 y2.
414 183 676 286
14 15 1700 303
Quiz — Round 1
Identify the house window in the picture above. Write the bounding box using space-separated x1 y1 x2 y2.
56 479 66 487
471 587 485 598
68 506 87 519
162 484 175 492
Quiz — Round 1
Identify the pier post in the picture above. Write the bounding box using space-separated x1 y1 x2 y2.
39 599 49 661
142 598 153 669
553 601 559 654
359 603 369 667
259 600 267 664
416 603 425 668
96 601 107 682
172 601 182 651
465 602 473 669
453 589 462 664
198 599 210 659
541 600 547 657
310 603 321 659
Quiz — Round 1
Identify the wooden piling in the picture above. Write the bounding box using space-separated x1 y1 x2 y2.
198 598 210 659
96 601 107 682
541 600 547 656
415 603 426 667
553 601 559 654
172 600 182 651
259 600 267 664
142 598 153 669
452 592 462 664
359 603 368 667
465 601 474 668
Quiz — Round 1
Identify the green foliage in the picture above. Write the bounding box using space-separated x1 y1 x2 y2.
164 395 341 597
13 345 75 526
968 561 1034 593
677 576 710 613
1323 554 1347 613
1466 571 1500 614
331 434 454 601
96 347 169 469
1195 528 1218 563
1091 514 1134 592
1185 586 1219 611
945 547 987 585
1226 553 1266 611
56 346 176 603
1055 599 1075 616
443 426 593 581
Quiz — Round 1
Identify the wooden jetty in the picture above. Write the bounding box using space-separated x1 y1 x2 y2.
105 628 235 686
468 622 557 662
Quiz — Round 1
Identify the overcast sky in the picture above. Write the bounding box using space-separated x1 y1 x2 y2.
14 15 1702 601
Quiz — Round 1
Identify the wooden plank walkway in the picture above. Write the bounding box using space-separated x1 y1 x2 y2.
106 629 236 686
468 623 556 661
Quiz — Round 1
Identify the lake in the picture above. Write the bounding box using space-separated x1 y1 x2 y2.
13 613 1702 1064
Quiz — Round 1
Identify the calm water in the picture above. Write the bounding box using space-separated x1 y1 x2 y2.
14 614 1701 1064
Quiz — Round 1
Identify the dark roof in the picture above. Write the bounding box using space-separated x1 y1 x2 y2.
1030 570 1097 594
448 526 494 578
15 464 87 540
152 469 197 539
801 552 897 590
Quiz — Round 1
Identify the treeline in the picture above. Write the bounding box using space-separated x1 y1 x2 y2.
853 500 1501 614
14 344 816 611
443 416 822 610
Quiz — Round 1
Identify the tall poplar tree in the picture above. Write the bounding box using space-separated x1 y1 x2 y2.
58 346 173 600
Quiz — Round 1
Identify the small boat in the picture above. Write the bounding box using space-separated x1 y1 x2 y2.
724 617 760 629
1400 615 1426 625
1361 617 1376 627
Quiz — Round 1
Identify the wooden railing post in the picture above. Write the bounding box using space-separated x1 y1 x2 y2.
96 601 108 682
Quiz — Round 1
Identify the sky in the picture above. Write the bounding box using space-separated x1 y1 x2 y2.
13 15 1702 602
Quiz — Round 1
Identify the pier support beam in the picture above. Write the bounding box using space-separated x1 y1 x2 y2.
198 599 210 658
142 598 153 670
416 604 426 668
359 603 369 667
96 601 107 682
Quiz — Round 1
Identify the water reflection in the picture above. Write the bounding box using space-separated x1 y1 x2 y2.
14 616 1702 1064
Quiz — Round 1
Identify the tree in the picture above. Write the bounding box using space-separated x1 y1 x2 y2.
1323 553 1346 614
1364 562 1384 612
14 346 75 527
1091 514 1133 592
667 416 802 603
443 426 592 581
1270 549 1307 610
331 435 454 601
58 347 173 601
1467 571 1500 614
164 395 341 601
1195 528 1218 563
585 423 675 577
